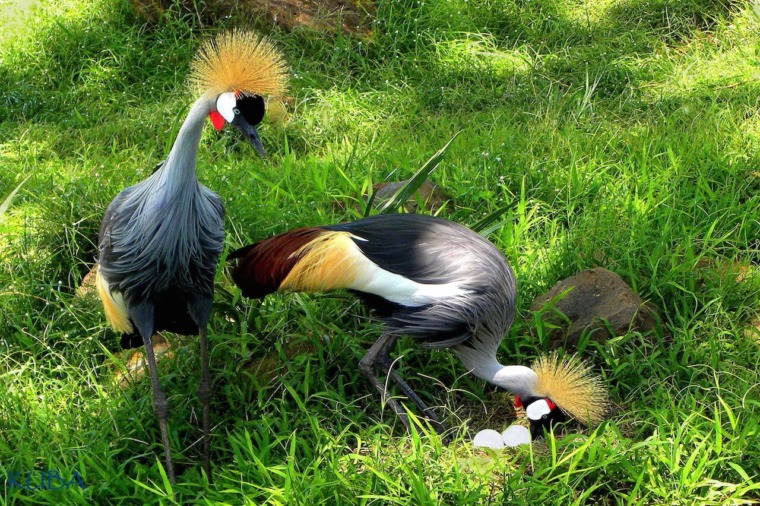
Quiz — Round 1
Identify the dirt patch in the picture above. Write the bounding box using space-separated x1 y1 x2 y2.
128 0 375 35
112 334 175 389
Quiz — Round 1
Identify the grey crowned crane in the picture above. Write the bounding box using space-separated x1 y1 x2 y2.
228 213 607 437
96 30 287 482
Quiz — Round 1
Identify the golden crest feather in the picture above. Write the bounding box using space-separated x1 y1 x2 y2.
190 30 288 98
532 352 608 426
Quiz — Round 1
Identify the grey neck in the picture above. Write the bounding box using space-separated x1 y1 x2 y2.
159 96 213 188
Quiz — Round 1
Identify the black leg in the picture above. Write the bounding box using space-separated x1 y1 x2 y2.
196 325 212 480
187 296 214 480
140 332 177 486
360 333 447 433
385 369 442 424
358 333 410 429
129 301 176 491
374 340 449 433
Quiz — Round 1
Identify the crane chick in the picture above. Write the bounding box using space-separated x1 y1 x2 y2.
228 214 607 436
96 30 287 483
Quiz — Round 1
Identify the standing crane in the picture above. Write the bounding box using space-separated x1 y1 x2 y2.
228 213 607 436
96 30 287 483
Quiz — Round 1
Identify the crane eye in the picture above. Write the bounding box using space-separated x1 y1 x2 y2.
233 108 240 115
215 92 237 123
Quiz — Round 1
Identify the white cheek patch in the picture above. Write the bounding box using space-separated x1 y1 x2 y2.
526 399 553 421
216 92 237 123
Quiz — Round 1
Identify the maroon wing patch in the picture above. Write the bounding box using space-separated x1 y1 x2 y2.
229 227 325 298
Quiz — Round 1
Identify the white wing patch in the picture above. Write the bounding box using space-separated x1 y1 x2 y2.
347 239 472 307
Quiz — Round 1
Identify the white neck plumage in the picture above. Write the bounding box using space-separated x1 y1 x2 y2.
454 345 538 399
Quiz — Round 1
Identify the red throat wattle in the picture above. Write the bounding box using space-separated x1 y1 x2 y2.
208 111 225 130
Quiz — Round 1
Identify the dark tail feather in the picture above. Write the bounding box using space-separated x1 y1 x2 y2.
227 243 255 261
229 227 326 299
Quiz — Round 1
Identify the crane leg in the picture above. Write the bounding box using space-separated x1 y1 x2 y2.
374 340 449 434
196 325 211 480
360 333 448 433
358 333 410 429
140 332 177 486
385 369 444 426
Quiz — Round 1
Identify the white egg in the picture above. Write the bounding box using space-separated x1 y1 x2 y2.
502 425 531 447
473 429 505 449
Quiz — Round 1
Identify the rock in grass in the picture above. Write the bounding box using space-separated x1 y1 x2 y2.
745 318 760 342
242 337 317 384
332 179 451 214
369 179 451 213
530 267 658 349
74 264 99 302
113 334 174 389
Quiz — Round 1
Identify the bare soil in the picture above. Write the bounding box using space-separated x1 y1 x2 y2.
128 0 374 35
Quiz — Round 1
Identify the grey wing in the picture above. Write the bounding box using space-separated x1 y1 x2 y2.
327 214 493 285
98 186 136 263
194 186 226 288
203 186 225 224
327 214 516 349
198 185 225 251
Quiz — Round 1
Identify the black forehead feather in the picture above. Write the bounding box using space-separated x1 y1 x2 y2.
237 94 265 126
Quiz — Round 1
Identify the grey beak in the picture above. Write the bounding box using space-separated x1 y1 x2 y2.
232 118 266 157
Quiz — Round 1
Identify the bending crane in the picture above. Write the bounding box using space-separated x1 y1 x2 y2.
229 214 607 436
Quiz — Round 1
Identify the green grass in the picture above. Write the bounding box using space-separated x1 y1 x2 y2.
1 0 759 503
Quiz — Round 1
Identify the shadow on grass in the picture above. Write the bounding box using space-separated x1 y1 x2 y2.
0 0 197 124
358 0 747 112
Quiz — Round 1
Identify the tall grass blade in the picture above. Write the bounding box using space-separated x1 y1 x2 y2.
0 175 30 218
472 205 514 236
375 132 460 215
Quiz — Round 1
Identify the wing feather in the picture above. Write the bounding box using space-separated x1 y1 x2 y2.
229 227 327 298
229 214 516 350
